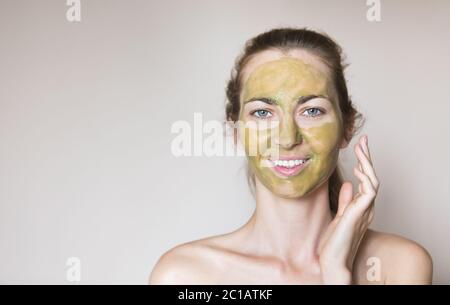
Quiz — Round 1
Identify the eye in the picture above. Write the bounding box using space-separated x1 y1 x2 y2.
301 107 324 118
251 109 273 119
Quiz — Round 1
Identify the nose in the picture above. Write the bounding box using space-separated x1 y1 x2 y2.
276 115 302 149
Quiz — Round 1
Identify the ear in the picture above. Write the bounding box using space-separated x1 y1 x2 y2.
340 117 355 149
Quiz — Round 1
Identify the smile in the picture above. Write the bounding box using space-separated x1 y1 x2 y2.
269 157 310 177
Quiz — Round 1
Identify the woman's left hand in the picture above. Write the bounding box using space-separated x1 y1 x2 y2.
318 135 380 284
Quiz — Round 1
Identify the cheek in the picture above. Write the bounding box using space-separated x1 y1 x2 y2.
302 121 341 155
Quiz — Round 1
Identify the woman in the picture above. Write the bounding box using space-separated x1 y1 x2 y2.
149 28 432 284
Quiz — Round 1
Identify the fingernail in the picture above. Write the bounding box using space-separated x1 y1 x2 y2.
364 135 368 144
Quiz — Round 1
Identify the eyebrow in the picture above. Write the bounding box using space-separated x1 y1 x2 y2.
243 94 329 106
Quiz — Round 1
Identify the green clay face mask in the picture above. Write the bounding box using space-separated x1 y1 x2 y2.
238 57 344 198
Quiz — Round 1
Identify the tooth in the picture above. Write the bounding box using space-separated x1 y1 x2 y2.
288 160 295 167
294 160 300 166
282 160 288 167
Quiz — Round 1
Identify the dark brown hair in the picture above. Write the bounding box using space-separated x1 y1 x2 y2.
225 27 363 213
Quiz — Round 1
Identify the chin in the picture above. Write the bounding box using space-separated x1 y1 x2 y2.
268 184 313 199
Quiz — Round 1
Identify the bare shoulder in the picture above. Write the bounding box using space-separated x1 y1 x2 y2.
355 229 433 284
148 237 226 285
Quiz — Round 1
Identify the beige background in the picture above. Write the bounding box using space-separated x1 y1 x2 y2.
0 0 449 284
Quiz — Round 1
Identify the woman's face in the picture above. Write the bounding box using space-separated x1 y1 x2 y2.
238 52 345 198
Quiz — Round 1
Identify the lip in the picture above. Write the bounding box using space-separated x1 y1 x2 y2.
270 155 309 161
269 157 310 177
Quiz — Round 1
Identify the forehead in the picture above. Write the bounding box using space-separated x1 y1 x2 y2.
240 49 332 102
241 49 329 83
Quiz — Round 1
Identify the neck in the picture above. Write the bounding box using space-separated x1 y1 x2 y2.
240 177 333 265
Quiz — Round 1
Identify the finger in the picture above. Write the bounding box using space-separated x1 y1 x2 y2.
360 138 380 189
360 135 372 162
358 160 363 193
358 162 363 192
337 181 353 217
355 143 379 189
353 166 376 207
358 136 380 189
